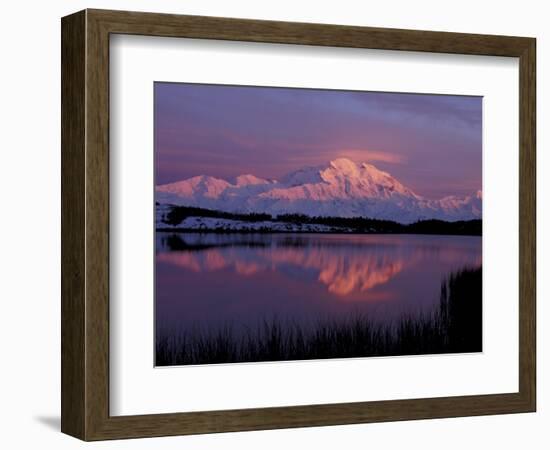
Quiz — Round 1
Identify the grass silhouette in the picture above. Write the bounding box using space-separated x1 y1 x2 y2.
156 266 482 366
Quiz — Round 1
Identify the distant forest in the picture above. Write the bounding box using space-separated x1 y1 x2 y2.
158 204 482 236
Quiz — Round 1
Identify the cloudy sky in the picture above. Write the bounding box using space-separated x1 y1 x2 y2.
155 82 482 200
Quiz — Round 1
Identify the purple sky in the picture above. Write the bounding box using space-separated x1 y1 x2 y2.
155 82 482 200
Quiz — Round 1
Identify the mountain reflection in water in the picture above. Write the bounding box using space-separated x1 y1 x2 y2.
156 233 481 299
156 233 482 340
155 232 482 365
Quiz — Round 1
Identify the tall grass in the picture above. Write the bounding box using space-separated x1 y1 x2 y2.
156 266 482 366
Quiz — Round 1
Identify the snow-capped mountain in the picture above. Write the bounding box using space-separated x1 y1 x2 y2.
156 158 481 224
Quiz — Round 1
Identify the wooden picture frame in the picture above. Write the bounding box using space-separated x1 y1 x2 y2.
61 9 536 441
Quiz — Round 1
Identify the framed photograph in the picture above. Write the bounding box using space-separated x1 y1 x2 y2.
61 9 536 440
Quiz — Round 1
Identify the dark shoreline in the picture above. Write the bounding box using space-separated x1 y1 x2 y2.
157 205 482 236
157 228 481 236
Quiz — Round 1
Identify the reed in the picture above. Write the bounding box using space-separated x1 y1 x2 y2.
156 266 482 366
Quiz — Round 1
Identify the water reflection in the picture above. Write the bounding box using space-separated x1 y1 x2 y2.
156 232 482 341
157 233 480 298
155 233 482 365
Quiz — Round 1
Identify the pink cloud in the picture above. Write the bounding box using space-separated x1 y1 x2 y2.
336 149 406 165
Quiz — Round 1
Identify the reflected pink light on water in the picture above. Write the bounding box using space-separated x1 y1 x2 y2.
234 261 263 276
156 247 408 299
155 234 482 333
319 260 404 296
155 238 435 300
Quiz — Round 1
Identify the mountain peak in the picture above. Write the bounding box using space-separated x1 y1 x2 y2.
234 174 270 186
328 158 391 179
155 159 481 223
157 175 230 198
329 158 359 175
360 161 383 172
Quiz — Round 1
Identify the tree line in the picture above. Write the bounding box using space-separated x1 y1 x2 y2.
159 203 481 236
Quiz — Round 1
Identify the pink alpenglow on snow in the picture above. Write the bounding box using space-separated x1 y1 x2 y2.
154 83 483 367
156 158 481 224
155 83 482 201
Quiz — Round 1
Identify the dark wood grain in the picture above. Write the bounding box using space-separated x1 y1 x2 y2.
85 9 111 439
518 38 536 410
61 8 536 441
61 10 86 439
90 8 532 56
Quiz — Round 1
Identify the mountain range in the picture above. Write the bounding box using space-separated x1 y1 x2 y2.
156 158 482 224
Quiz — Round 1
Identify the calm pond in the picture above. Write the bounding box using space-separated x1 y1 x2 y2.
155 233 482 338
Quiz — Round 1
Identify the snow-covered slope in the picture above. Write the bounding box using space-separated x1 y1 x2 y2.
156 158 481 224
